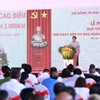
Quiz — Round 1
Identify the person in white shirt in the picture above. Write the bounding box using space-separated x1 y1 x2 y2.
0 66 11 80
75 77 90 100
70 36 80 67
0 69 25 94
88 64 100 76
60 69 71 84
64 68 82 87
23 64 38 85
20 72 32 88
37 69 50 83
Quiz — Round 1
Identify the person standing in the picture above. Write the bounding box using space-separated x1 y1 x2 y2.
70 36 80 67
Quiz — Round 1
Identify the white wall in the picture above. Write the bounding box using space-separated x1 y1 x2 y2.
0 0 100 10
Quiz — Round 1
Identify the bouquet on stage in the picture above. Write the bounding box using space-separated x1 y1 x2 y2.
59 45 76 68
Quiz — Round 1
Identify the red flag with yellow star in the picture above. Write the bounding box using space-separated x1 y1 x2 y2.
27 10 51 72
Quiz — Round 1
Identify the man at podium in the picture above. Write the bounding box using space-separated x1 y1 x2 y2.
70 36 80 67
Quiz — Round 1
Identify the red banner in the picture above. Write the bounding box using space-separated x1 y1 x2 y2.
27 10 51 72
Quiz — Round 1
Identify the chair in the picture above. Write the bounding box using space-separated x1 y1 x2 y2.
11 95 21 100
34 84 50 100
75 93 84 100
5 89 18 98
65 81 75 87
86 78 96 88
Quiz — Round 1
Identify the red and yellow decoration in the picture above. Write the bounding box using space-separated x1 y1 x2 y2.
59 45 76 59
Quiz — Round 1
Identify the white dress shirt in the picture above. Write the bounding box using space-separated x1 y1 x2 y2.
75 87 90 100
37 72 50 83
25 82 32 88
64 75 79 87
28 74 38 84
66 75 79 82
0 79 25 94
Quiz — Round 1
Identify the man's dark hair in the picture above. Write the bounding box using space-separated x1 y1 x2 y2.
43 69 49 73
61 69 71 78
50 67 58 79
67 64 74 73
11 68 20 79
31 94 44 100
72 36 77 39
54 82 66 95
62 87 76 99
73 68 82 75
89 64 95 69
89 68 96 75
0 90 8 100
75 77 86 87
90 84 100 95
20 88 34 100
50 67 57 73
2 66 10 74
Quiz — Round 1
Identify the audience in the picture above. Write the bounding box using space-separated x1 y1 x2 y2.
75 77 90 100
0 68 25 94
61 69 71 83
30 94 44 100
42 67 58 100
0 90 9 100
64 68 82 87
0 66 10 80
54 82 66 95
0 69 11 85
88 94 100 100
89 64 100 76
0 63 100 100
55 87 76 100
23 64 38 85
90 84 100 95
37 69 50 83
67 64 74 75
20 88 35 100
20 72 32 87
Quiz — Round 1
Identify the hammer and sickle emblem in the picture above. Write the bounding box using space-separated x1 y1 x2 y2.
30 11 38 19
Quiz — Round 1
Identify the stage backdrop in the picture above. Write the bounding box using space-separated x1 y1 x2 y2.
0 8 100 71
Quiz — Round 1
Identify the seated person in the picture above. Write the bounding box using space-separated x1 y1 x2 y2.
0 68 25 94
20 72 33 87
37 69 50 83
74 77 90 100
20 88 35 100
42 67 58 100
55 87 76 100
0 90 9 100
0 69 11 85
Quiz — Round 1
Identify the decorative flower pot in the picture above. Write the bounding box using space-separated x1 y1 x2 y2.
63 59 73 68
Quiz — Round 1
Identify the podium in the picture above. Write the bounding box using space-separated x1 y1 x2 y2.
63 55 78 68
64 59 73 68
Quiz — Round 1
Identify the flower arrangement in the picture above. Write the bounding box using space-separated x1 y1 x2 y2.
58 45 76 59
